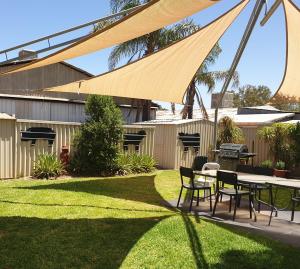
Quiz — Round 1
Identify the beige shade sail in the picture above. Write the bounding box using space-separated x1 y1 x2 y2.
3 0 219 75
46 0 249 104
273 0 300 98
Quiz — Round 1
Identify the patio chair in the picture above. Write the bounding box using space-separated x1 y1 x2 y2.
236 164 270 213
197 162 220 194
291 196 300 221
177 166 212 212
192 156 208 171
212 170 254 221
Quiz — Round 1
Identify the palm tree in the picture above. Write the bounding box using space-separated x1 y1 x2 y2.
106 0 239 121
181 67 240 120
107 0 201 121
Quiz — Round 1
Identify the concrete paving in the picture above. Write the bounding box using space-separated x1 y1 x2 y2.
170 196 300 248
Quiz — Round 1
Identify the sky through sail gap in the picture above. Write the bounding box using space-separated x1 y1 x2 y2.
1 0 219 75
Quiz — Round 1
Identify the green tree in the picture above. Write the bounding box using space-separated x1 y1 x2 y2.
70 95 123 176
233 85 271 108
270 93 300 111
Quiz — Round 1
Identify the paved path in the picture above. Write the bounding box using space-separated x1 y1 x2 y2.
170 196 300 248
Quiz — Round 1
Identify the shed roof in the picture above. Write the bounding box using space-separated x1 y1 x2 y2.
283 120 300 124
134 118 211 125
156 106 294 126
0 113 15 120
0 60 94 78
233 113 294 126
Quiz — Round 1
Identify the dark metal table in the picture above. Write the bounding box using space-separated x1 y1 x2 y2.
194 170 300 225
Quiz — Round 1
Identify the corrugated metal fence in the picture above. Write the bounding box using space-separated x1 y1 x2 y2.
0 119 155 178
240 126 270 166
0 117 272 178
0 118 15 179
136 120 215 169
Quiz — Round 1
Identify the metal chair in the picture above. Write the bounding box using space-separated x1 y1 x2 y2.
192 156 208 171
177 166 212 212
291 196 300 221
236 164 270 213
212 170 254 221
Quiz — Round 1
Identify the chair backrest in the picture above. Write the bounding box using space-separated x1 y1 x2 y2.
236 164 254 174
180 166 195 188
216 170 238 190
192 156 208 171
202 162 220 171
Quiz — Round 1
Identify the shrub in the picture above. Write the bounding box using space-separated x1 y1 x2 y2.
33 153 64 179
290 122 300 165
258 123 293 168
116 153 156 175
260 160 273 169
69 95 123 176
275 161 286 170
217 116 244 148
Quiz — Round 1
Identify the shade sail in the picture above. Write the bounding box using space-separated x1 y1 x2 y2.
45 0 249 104
3 0 219 75
274 0 300 98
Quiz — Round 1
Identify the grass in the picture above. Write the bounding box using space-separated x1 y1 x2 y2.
260 187 300 210
0 170 299 269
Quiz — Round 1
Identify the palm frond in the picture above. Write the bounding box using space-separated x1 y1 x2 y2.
108 37 147 70
158 19 199 48
110 0 142 13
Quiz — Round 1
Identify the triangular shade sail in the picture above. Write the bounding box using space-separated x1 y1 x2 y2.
3 0 219 75
46 1 249 104
274 0 300 98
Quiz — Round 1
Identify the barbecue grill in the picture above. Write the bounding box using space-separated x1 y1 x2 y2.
216 143 256 170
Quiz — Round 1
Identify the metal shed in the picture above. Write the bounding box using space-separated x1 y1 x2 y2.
135 119 214 169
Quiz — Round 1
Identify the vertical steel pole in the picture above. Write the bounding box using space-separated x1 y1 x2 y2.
213 0 266 154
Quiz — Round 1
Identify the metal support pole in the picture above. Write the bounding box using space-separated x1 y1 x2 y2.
260 0 282 26
0 3 146 62
213 0 266 155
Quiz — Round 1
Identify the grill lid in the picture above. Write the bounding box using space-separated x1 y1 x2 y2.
219 143 248 153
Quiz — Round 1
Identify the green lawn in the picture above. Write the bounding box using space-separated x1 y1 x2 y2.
0 170 299 269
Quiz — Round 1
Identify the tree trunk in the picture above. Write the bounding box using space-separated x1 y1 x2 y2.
141 33 155 121
182 80 196 119
142 100 151 121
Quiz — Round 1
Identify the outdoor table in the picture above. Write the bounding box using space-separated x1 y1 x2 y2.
194 170 300 225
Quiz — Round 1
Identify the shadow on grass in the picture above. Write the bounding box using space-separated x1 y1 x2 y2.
202 218 300 268
181 213 208 269
0 216 167 269
16 175 173 209
212 249 295 269
0 200 168 213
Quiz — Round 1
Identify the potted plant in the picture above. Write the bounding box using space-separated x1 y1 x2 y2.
255 160 274 176
274 161 288 178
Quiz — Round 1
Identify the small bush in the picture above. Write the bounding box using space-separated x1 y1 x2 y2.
33 153 64 179
260 160 273 169
69 95 123 176
275 161 286 170
116 154 156 175
217 116 244 148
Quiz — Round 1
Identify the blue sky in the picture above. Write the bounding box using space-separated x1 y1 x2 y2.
1 0 299 109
